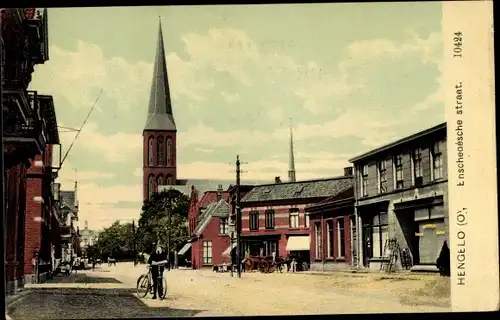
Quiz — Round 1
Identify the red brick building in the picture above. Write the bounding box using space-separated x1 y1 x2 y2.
24 113 62 283
182 186 231 269
239 176 353 264
306 174 355 272
2 8 56 293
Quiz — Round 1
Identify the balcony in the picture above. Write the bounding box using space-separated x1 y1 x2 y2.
23 8 49 65
3 91 45 154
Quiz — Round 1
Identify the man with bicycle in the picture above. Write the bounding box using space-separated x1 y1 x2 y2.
147 243 168 299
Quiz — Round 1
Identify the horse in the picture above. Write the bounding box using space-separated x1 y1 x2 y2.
107 257 117 267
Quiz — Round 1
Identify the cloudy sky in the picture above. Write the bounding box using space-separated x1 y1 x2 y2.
29 3 444 230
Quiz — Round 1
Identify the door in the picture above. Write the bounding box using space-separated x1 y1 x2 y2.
417 219 444 265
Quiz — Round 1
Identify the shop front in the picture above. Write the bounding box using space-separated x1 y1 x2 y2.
393 196 447 267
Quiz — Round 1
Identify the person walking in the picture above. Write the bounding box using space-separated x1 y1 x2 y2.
147 244 168 299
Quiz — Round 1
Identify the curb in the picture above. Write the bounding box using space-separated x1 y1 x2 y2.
5 289 30 309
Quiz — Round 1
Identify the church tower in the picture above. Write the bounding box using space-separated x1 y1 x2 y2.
288 119 296 182
143 19 177 201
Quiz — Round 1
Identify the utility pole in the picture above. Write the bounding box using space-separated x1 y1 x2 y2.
167 196 172 271
236 155 242 278
132 220 137 266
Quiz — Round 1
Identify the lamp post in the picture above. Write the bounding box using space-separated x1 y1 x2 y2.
132 219 137 266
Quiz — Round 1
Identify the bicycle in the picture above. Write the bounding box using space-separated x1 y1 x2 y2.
136 262 167 300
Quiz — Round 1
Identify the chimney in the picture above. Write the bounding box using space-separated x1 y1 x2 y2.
344 167 353 177
216 184 223 201
275 176 282 184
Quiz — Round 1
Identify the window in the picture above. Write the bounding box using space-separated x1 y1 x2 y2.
265 209 275 229
157 137 164 166
202 241 212 265
361 164 368 197
337 219 345 257
315 222 322 259
371 212 389 257
395 154 404 189
219 217 229 234
305 213 310 228
166 174 172 185
432 141 443 180
249 211 259 231
378 160 387 193
157 175 164 187
148 175 154 199
166 138 173 166
148 137 154 166
327 220 334 257
413 148 423 185
289 208 299 228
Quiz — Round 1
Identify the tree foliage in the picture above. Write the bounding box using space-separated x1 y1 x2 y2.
91 221 135 261
136 189 190 255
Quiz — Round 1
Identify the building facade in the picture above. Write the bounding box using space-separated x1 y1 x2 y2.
80 220 98 252
239 176 353 263
59 184 80 263
2 8 56 293
306 174 355 271
349 123 448 272
24 138 61 284
182 185 233 269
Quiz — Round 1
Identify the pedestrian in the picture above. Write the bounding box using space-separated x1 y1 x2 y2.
147 244 168 299
436 240 450 277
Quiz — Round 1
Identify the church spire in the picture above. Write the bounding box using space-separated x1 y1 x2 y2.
144 18 176 131
288 118 296 182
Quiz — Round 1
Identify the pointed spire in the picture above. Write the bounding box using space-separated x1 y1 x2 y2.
144 17 176 131
288 118 296 182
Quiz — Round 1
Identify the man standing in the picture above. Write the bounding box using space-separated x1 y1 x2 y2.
147 244 168 299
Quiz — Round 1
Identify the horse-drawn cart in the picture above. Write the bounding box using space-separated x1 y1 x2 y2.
244 255 287 273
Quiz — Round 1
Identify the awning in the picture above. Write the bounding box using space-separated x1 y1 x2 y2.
286 236 310 251
222 242 237 256
178 243 192 256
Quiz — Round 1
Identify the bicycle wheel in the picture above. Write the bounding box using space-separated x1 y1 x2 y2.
158 277 167 300
136 274 150 298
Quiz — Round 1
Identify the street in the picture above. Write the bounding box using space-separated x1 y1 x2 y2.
6 262 451 319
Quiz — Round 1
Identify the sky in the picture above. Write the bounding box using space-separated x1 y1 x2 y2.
29 3 445 230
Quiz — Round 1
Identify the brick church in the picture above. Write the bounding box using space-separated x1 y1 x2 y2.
142 20 267 200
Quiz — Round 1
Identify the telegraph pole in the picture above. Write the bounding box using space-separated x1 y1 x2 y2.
236 155 242 278
132 220 137 266
167 196 172 271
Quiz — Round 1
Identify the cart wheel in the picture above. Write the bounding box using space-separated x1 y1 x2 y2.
258 261 268 273
268 264 276 273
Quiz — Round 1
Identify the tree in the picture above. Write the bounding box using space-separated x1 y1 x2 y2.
136 188 189 257
94 221 135 261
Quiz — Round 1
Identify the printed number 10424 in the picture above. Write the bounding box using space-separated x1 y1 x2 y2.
454 32 463 58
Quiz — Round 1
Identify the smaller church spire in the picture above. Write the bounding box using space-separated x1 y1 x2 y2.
288 118 296 182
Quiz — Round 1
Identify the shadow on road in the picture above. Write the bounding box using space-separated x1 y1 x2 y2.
45 273 123 284
7 288 204 319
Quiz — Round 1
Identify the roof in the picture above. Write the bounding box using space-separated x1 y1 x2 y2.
306 186 355 212
144 20 176 131
158 178 270 198
193 199 230 236
198 191 230 209
349 122 446 163
241 176 354 204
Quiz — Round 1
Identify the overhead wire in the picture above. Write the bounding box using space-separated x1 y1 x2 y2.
59 89 104 169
